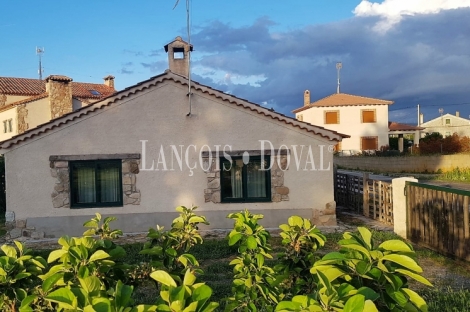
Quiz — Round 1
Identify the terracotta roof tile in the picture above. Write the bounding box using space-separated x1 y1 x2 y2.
388 122 425 131
0 76 115 99
0 71 349 149
0 93 48 113
293 93 394 113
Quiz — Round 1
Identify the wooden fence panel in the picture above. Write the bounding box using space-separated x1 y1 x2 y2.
406 182 470 261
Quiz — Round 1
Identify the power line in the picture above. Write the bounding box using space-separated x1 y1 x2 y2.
390 102 470 112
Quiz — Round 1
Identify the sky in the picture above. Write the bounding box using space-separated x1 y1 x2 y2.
1 0 470 124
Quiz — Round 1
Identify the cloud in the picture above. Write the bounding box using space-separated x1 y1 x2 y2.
123 49 144 57
141 61 167 73
186 9 470 124
120 68 133 75
354 0 470 32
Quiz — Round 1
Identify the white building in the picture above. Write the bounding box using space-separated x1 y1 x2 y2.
420 112 470 137
293 91 394 154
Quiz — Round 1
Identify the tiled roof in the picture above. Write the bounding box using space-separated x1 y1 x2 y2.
0 76 115 98
293 93 394 113
0 70 348 149
0 93 49 113
388 122 425 131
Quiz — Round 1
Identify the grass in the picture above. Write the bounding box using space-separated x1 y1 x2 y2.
423 288 470 312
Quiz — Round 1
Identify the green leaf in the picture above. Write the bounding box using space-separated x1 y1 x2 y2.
246 236 257 250
92 297 112 312
401 288 428 312
288 216 304 227
150 270 177 287
69 246 84 260
183 269 196 286
363 300 378 312
47 249 67 263
115 280 133 309
395 269 433 287
89 250 111 262
1 245 17 258
189 216 207 223
42 273 63 293
83 220 99 228
228 232 243 246
379 240 413 252
46 288 77 309
344 294 365 312
275 301 302 311
79 276 101 294
356 287 380 301
109 246 127 259
357 227 372 249
131 305 158 312
381 254 422 272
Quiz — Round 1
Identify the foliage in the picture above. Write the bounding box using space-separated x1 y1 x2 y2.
83 213 123 239
0 242 47 311
275 216 326 297
140 205 208 281
226 209 281 311
418 133 470 155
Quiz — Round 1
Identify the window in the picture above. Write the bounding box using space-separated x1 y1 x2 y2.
70 160 123 208
361 110 376 123
220 156 271 203
89 90 101 96
325 111 339 124
361 136 378 150
445 119 451 125
3 119 12 133
333 142 342 152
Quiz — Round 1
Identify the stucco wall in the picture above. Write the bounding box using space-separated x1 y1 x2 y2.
4 82 337 237
334 154 470 173
3 95 28 105
25 98 50 130
297 105 389 152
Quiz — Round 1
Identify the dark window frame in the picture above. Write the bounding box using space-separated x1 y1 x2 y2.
69 159 123 208
220 156 271 203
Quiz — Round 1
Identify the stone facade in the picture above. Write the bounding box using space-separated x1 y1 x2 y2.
46 75 73 119
0 94 6 107
203 155 290 203
16 104 29 134
4 157 141 241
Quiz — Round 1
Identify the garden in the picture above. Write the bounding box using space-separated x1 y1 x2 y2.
1 206 470 311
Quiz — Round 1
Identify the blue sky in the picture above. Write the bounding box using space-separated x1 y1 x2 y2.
1 0 470 123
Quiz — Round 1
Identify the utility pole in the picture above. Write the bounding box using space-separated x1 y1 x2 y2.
36 47 44 80
336 62 342 94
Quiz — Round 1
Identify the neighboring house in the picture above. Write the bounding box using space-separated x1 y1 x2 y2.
292 92 394 153
0 37 347 239
0 75 116 141
420 112 470 138
388 122 425 152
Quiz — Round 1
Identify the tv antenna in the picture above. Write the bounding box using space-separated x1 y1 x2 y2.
36 47 44 80
336 62 342 94
439 108 444 116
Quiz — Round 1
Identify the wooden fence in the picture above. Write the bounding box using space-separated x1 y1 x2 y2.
406 182 470 261
335 171 393 225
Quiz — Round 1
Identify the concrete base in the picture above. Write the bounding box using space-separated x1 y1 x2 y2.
15 208 316 238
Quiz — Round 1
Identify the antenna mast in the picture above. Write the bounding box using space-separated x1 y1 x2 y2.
336 62 342 94
36 47 44 80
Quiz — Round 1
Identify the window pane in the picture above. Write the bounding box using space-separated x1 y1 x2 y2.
247 159 267 198
325 112 338 124
74 167 96 203
362 110 375 123
99 165 120 202
221 159 243 199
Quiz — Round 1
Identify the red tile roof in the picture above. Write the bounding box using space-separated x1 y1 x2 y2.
0 70 349 149
388 122 425 131
0 76 115 99
293 93 394 113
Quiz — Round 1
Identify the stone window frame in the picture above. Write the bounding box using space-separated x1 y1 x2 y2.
50 154 141 209
201 150 290 203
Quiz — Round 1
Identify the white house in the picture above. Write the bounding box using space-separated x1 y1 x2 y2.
420 112 470 137
1 37 347 239
0 75 115 141
292 91 394 153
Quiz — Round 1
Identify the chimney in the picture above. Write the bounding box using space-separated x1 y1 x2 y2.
419 113 424 125
164 36 193 77
103 75 115 89
46 75 73 119
304 90 310 106
456 111 460 117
